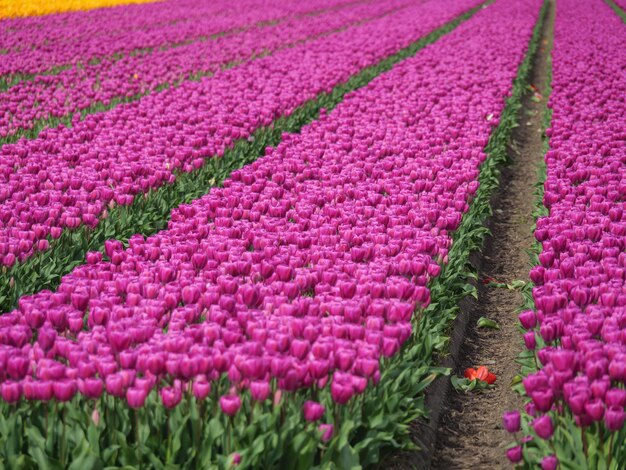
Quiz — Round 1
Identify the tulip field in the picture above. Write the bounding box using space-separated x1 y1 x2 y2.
0 0 624 468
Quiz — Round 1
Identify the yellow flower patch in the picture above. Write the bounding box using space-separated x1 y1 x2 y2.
1 0 157 19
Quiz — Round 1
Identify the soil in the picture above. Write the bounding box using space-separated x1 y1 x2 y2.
429 2 554 468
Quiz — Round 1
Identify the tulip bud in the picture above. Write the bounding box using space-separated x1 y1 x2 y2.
220 395 242 416
518 310 537 330
91 406 101 427
1 382 22 403
192 380 211 400
303 400 325 422
160 385 182 409
339 281 356 299
506 445 522 463
126 387 148 409
79 378 103 399
605 406 626 431
550 349 575 371
25 309 45 329
105 374 125 398
605 388 626 408
250 380 270 402
531 389 554 412
330 381 353 405
541 455 558 470
585 398 605 421
523 331 536 350
53 379 77 402
502 411 521 433
318 423 334 442
532 415 554 440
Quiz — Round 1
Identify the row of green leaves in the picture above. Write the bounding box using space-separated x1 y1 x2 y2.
0 1 489 313
0 1 551 469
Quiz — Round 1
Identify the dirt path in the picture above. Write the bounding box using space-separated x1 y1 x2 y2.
430 2 554 468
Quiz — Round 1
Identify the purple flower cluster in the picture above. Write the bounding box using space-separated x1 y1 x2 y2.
0 0 349 77
0 0 410 137
0 0 482 268
0 0 541 409
505 0 626 463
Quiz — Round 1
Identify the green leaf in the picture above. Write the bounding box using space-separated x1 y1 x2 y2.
339 444 362 470
68 435 102 470
477 316 500 330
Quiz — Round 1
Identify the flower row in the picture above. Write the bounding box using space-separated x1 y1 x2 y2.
505 0 626 466
0 0 543 414
0 0 483 268
0 0 410 137
0 0 349 77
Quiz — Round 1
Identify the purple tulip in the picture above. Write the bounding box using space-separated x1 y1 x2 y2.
220 395 241 417
160 385 182 409
519 310 537 329
126 387 148 409
506 445 522 463
605 406 626 431
502 411 521 433
330 381 353 405
584 398 605 421
7 356 30 380
550 350 575 372
192 380 211 401
78 378 103 399
532 415 554 440
541 455 558 470
319 424 334 442
303 400 325 422
1 382 22 403
523 331 536 350
53 379 77 402
605 388 626 408
249 381 270 402
37 327 57 351
105 374 125 398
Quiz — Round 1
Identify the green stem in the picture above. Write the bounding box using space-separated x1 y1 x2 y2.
134 409 140 465
44 404 48 440
60 405 67 467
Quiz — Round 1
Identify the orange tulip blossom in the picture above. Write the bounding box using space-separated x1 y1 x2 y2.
464 366 497 385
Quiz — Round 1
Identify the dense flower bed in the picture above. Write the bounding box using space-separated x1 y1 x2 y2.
0 0 410 137
0 0 541 435
0 0 548 465
0 0 351 76
505 0 626 467
0 0 482 268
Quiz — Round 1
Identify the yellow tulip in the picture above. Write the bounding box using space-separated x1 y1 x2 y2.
1 0 157 19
